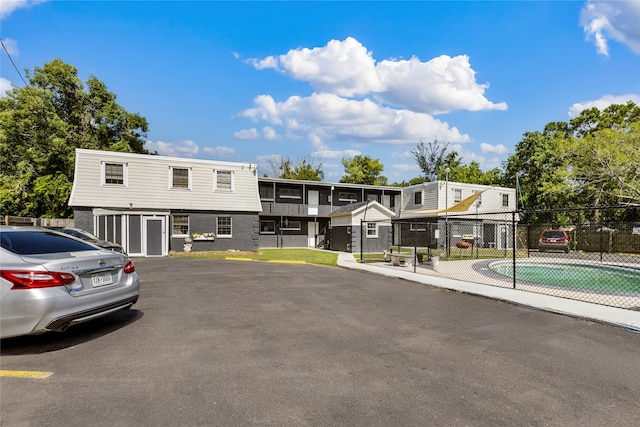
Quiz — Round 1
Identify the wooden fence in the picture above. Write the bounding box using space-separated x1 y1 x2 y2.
3 216 74 227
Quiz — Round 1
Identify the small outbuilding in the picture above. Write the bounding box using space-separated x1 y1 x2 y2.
328 201 395 253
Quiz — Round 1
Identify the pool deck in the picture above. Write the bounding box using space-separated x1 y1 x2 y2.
337 252 640 332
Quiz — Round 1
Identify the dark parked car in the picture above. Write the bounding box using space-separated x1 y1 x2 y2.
538 229 570 253
0 226 140 338
48 227 125 253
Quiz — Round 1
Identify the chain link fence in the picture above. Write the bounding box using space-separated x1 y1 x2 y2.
359 207 640 311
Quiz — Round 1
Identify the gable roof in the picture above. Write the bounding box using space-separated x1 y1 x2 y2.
330 201 395 218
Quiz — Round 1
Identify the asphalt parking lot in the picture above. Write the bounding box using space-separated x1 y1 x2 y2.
2 257 640 426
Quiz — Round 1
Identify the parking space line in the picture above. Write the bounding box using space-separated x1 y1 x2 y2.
0 370 54 379
224 257 254 261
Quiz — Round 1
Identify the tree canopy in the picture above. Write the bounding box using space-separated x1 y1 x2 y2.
340 155 388 185
0 59 150 218
411 139 502 185
503 101 640 223
267 156 324 181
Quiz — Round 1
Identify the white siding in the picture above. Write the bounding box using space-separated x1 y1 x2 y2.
352 206 392 225
69 149 262 212
400 181 516 219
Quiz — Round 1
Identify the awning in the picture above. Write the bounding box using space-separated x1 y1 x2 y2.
414 190 486 215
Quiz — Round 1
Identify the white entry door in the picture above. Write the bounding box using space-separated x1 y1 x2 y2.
308 222 318 247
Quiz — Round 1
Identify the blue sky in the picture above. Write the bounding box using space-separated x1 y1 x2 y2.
2 1 639 183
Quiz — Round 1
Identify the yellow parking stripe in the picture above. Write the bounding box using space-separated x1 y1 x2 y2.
0 370 53 379
224 257 254 261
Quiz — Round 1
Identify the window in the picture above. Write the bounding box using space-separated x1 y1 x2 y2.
215 170 233 191
366 193 379 202
414 191 422 205
172 215 189 237
282 220 301 231
217 216 232 237
260 220 275 234
366 222 378 238
453 189 462 203
410 222 427 231
171 167 190 189
338 192 358 202
473 190 482 207
103 162 126 186
502 194 510 207
279 187 302 199
259 184 274 201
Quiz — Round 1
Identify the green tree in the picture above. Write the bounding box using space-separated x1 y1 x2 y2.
503 102 640 223
569 123 640 208
412 140 449 182
503 130 574 223
268 156 324 181
451 162 502 185
0 59 150 218
340 155 387 185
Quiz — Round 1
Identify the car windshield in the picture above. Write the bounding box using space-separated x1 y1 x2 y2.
0 231 97 255
65 228 99 240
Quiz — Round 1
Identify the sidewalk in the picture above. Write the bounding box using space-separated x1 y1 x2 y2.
336 252 640 332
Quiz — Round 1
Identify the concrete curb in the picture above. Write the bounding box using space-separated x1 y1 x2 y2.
337 253 640 332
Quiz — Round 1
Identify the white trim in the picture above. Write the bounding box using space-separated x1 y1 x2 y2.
216 216 232 238
214 169 235 192
171 214 190 238
366 222 378 238
101 161 128 187
169 166 192 190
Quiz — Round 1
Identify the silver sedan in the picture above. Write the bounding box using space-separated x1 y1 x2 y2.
0 226 140 339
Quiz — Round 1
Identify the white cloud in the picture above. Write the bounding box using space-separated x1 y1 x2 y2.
262 126 279 140
581 0 640 56
310 148 361 159
240 37 507 154
391 150 415 160
203 146 236 157
256 154 285 177
480 143 508 154
251 37 383 97
145 140 200 157
249 37 506 114
0 77 13 97
239 92 472 145
375 55 507 114
234 128 260 139
568 93 640 117
0 38 19 55
0 0 47 20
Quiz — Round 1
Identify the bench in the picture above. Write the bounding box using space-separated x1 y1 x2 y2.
389 252 415 267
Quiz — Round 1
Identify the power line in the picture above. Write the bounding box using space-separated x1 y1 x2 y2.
1 38 29 87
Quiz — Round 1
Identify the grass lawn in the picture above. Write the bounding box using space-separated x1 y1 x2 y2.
170 248 339 266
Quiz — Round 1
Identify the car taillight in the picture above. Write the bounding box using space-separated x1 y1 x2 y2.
1 270 76 290
123 260 135 274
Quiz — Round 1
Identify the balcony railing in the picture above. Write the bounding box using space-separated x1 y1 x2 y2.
260 202 400 217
